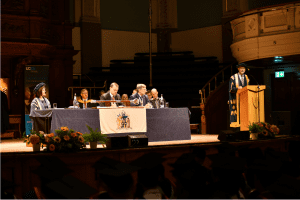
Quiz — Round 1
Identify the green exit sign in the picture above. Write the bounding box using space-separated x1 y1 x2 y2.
275 71 284 78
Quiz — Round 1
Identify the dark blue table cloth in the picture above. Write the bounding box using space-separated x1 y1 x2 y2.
50 108 191 142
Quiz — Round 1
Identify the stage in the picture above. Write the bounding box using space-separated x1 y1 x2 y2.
1 134 299 199
0 134 220 153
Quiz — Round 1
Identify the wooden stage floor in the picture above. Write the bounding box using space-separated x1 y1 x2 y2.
0 134 220 153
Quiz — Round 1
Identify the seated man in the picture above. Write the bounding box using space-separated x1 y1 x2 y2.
132 89 137 95
99 90 105 99
100 82 121 107
130 84 150 106
146 90 152 100
78 89 98 108
150 88 165 108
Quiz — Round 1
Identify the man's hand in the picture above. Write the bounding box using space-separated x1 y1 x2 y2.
133 98 139 105
145 103 152 109
238 86 243 89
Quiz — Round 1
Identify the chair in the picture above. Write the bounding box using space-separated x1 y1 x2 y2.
4 115 22 138
190 124 199 134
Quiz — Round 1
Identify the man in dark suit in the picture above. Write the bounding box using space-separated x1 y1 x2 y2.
78 89 98 108
130 84 150 107
100 82 121 107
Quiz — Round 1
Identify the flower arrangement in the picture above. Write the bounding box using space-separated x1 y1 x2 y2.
23 130 46 145
248 122 280 139
41 126 85 152
82 125 108 143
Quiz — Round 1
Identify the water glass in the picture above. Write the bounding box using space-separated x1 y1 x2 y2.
53 103 57 109
165 102 169 108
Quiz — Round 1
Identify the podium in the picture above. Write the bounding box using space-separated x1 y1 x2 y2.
230 85 266 131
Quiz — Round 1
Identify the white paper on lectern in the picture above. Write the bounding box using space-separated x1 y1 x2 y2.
99 108 147 134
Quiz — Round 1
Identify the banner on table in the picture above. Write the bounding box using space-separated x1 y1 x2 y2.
24 65 49 135
99 108 147 134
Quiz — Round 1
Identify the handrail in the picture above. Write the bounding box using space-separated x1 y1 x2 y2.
200 62 236 103
68 80 107 99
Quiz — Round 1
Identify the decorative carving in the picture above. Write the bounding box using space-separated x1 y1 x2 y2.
2 23 25 33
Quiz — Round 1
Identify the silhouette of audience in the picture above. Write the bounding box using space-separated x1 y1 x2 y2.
17 141 300 199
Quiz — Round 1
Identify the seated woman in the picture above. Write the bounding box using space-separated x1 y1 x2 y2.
30 82 51 133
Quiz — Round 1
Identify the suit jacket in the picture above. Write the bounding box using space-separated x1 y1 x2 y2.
129 93 150 106
100 92 121 107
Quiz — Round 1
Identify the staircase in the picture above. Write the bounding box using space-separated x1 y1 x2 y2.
198 62 237 134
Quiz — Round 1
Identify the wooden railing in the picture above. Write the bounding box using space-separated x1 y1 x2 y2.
200 62 236 104
193 62 236 134
68 80 107 99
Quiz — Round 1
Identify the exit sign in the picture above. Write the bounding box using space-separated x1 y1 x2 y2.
275 71 284 78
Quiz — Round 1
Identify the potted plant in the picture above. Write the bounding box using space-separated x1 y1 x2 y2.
248 122 264 140
248 122 280 140
82 125 108 149
23 130 45 151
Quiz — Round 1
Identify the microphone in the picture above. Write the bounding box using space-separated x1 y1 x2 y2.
249 74 260 89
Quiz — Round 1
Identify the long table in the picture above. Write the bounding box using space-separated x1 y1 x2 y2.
49 108 191 142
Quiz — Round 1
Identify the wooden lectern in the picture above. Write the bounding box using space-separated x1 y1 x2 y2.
231 85 266 131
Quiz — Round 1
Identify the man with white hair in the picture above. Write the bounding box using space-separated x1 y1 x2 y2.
150 88 164 108
130 84 150 106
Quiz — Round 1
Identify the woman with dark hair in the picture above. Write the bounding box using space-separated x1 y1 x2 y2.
30 82 51 113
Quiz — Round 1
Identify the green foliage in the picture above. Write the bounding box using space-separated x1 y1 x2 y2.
248 122 264 133
82 125 108 143
23 130 45 145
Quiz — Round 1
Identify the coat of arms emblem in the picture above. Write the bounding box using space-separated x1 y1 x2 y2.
116 110 131 129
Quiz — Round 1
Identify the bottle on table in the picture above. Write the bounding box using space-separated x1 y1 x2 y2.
160 94 164 108
73 93 78 108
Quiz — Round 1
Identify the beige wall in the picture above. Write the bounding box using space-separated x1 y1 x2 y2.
171 25 223 62
102 30 158 67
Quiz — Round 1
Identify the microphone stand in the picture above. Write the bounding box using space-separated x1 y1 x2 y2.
249 74 260 122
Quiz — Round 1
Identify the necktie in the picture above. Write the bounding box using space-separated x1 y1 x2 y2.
140 96 143 106
111 96 115 106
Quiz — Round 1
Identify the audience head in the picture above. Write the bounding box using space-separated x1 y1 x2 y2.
130 153 166 189
136 84 147 95
93 157 140 199
122 94 128 100
132 89 137 95
109 82 119 96
80 89 88 100
146 90 152 100
151 88 159 99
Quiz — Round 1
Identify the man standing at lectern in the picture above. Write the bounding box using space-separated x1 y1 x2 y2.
229 63 250 126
